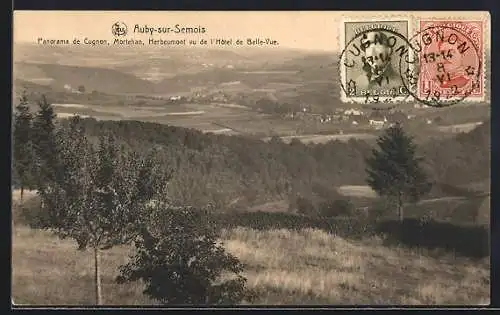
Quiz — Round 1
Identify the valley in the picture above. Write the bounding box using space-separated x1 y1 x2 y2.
11 41 491 307
14 43 490 144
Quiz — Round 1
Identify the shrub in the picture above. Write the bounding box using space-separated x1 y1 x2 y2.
212 210 376 240
117 205 250 305
375 218 489 258
295 196 317 216
319 199 355 218
367 198 394 222
13 194 50 228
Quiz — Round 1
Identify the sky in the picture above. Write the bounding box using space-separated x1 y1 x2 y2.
14 11 490 52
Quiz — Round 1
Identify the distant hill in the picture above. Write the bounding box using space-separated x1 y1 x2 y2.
13 43 489 116
13 79 54 97
13 43 340 97
13 43 306 81
14 62 304 96
272 54 337 71
14 62 158 95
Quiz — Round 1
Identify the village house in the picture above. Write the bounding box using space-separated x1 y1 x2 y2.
344 108 364 116
293 111 307 120
320 115 332 123
369 117 387 129
368 111 388 129
63 84 82 94
311 114 323 122
320 113 339 123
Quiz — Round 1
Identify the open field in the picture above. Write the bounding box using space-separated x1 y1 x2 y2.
203 128 240 135
15 66 489 144
223 227 489 305
51 102 381 140
56 113 91 119
46 99 489 145
247 201 290 213
465 179 491 193
47 99 489 145
412 105 490 129
265 133 377 144
437 122 484 134
337 185 378 199
12 223 490 305
12 226 151 305
12 191 490 305
334 184 490 226
406 197 490 225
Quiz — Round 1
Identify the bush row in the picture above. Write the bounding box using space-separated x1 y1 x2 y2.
15 199 489 259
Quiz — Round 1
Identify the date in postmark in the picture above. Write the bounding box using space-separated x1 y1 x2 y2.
339 19 414 104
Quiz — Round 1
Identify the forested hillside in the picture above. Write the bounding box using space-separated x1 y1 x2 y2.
421 119 490 186
57 118 371 209
14 116 486 211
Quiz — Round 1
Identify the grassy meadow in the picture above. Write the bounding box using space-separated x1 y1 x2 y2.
12 192 490 306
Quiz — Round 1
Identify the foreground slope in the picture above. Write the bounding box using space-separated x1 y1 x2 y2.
12 191 489 306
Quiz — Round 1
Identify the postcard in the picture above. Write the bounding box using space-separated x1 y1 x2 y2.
12 11 490 307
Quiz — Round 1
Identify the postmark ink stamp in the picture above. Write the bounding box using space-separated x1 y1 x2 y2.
406 20 485 106
339 19 413 104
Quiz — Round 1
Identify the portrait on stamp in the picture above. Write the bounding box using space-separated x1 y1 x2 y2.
356 31 400 89
341 20 410 102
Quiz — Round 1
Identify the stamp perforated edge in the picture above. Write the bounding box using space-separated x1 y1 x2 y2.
410 13 490 103
338 14 415 104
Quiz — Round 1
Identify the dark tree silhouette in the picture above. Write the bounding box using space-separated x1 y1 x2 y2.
117 204 249 305
13 92 34 201
365 123 431 222
31 95 59 189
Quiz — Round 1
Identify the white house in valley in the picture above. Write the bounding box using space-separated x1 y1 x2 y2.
369 116 387 129
344 108 363 116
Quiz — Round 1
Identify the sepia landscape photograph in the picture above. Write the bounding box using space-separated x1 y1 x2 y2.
12 11 491 306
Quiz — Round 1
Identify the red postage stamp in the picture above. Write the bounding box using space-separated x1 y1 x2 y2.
417 20 484 102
